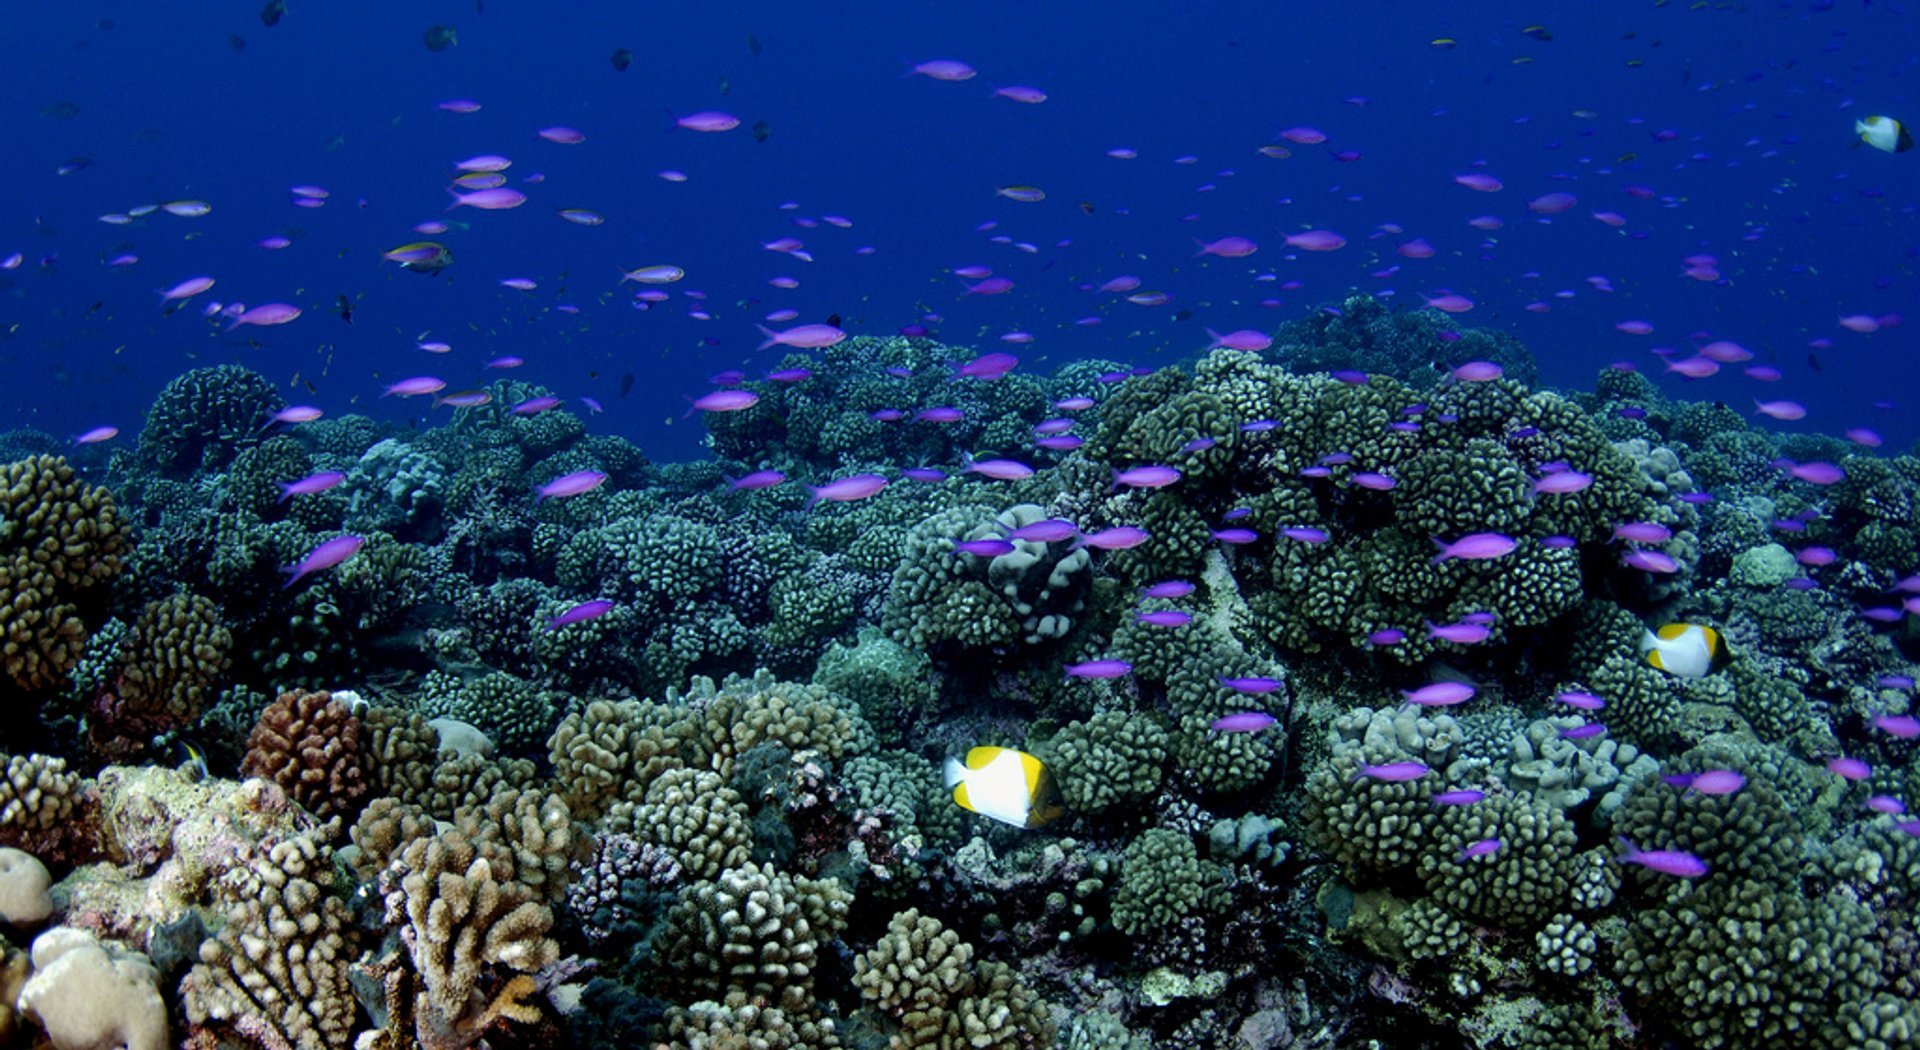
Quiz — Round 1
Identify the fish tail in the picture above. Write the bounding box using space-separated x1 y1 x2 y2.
755 325 780 351
276 483 294 503
942 756 966 789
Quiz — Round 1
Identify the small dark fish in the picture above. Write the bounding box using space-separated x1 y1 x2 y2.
619 371 635 397
261 0 286 27
229 34 247 52
747 33 761 55
611 47 633 71
423 24 457 51
334 294 352 323
752 119 771 143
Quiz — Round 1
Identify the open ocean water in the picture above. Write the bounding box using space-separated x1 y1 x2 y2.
0 2 1918 1048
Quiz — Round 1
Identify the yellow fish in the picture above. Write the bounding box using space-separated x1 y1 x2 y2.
1641 624 1730 678
943 746 1063 829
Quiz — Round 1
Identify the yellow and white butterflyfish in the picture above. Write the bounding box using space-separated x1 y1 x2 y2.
1856 115 1915 154
943 746 1064 829
1641 623 1731 678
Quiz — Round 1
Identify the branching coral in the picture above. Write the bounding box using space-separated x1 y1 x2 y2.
0 454 125 695
240 689 368 823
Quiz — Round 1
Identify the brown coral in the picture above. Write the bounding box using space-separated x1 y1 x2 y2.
90 591 233 758
383 829 557 1049
0 754 93 861
654 861 851 1014
361 705 443 802
241 689 368 823
0 455 124 693
854 908 1054 1049
181 831 358 1050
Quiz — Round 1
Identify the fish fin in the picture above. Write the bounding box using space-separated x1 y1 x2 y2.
1646 650 1665 671
1656 623 1690 641
942 755 967 789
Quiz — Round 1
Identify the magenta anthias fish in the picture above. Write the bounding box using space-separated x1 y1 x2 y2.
1431 533 1517 563
535 470 608 501
1217 676 1283 694
383 376 446 398
277 471 346 501
282 535 364 589
547 599 615 630
757 323 847 350
686 390 760 415
1615 838 1709 878
805 474 888 507
1210 711 1276 733
1005 519 1078 543
1065 659 1132 680
956 352 1019 379
1403 682 1475 706
1143 580 1193 599
966 458 1034 481
1136 610 1193 627
1353 762 1429 783
1077 527 1150 551
447 187 528 210
158 276 215 301
226 302 301 331
72 426 118 445
676 110 741 132
728 470 786 491
1113 465 1181 489
1663 769 1747 796
950 538 1016 557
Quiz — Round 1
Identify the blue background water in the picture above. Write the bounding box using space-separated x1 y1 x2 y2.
1 1 1915 462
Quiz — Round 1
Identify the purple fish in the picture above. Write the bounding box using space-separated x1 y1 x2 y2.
1432 789 1486 807
226 302 302 331
547 599 615 630
73 426 119 445
1879 675 1917 690
1868 795 1908 815
1427 621 1491 645
952 538 1016 557
966 457 1035 481
268 405 324 425
1554 691 1606 711
1218 676 1283 694
1451 361 1503 382
1137 610 1193 627
1143 580 1195 599
1873 714 1920 739
1065 659 1133 680
917 406 965 423
1241 419 1279 433
1367 629 1406 646
282 535 364 588
1354 761 1430 783
511 396 562 416
955 352 1018 379
871 409 905 422
1114 465 1182 489
1796 547 1837 567
1211 711 1276 733
1533 471 1594 495
1006 519 1078 543
1282 527 1331 544
1616 838 1709 878
1432 533 1517 562
1663 769 1747 796
1033 418 1076 436
728 470 787 491
1828 756 1873 781
1182 437 1217 453
447 187 528 210
1457 837 1503 862
1078 527 1151 551
764 368 813 383
807 474 889 507
686 390 760 416
1222 507 1252 522
1612 522 1673 544
900 467 947 482
1037 435 1086 451
536 470 608 501
1621 549 1679 574
1213 528 1260 545
1560 723 1607 740
383 376 446 398
1352 472 1397 491
277 471 346 502
1404 682 1475 706
1786 461 1846 486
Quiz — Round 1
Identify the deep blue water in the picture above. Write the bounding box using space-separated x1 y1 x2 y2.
3 1 1917 462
